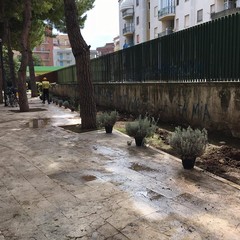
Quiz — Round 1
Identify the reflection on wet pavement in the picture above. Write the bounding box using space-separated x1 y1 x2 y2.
130 162 156 172
28 118 51 128
136 189 164 201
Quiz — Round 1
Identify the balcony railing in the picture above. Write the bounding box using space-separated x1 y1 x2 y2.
211 7 240 20
122 8 134 19
158 28 174 37
123 24 134 36
158 6 175 20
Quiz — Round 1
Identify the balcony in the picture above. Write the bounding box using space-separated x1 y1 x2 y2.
211 7 240 20
158 6 175 21
123 24 134 36
122 8 134 19
158 28 174 38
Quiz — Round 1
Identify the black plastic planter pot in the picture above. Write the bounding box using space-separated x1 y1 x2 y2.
181 157 196 169
134 137 144 146
105 126 113 134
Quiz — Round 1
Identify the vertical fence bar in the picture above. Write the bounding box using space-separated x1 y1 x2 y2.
221 17 227 80
226 15 231 81
218 18 224 81
208 21 213 81
229 14 235 81
211 19 217 81
176 31 181 81
236 13 240 80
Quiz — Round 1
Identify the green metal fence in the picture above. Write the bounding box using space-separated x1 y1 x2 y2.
91 13 240 82
57 65 77 84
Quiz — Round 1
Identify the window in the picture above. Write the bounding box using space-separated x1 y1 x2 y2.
154 27 158 38
184 14 189 28
136 16 139 25
197 9 203 23
149 22 150 29
154 6 158 17
176 0 179 5
136 0 139 6
210 4 215 13
136 35 140 43
175 18 179 31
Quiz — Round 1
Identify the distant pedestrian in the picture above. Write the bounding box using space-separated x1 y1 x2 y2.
41 77 50 104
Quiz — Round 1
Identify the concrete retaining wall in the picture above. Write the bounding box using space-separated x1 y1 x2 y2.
51 82 240 138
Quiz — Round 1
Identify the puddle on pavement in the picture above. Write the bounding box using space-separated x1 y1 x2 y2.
81 175 97 181
130 163 156 172
48 171 97 185
28 118 51 128
136 189 163 201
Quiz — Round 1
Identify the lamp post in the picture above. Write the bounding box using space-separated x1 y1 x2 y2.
0 38 7 106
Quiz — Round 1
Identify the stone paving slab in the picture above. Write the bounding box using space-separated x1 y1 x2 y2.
0 98 240 239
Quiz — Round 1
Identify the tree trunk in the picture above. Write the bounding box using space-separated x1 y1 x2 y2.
28 48 38 97
17 0 32 112
0 3 4 104
63 0 96 130
6 20 17 88
0 57 3 104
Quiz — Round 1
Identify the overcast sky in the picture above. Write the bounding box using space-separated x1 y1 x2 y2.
81 0 119 50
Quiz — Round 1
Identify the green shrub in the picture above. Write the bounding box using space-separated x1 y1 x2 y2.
97 110 118 127
58 100 63 107
169 126 208 158
125 115 157 138
63 101 70 109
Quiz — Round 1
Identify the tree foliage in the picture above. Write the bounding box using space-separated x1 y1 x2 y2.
48 0 95 33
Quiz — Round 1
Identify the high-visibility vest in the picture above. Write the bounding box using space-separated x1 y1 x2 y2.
42 80 50 89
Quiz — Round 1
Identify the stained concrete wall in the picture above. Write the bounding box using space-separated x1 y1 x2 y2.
51 82 240 138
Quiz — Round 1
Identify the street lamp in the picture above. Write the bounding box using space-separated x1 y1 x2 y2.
0 38 7 106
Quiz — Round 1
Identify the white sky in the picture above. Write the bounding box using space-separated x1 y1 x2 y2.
81 0 119 50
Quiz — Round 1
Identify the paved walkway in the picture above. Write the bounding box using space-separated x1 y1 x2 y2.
0 97 240 240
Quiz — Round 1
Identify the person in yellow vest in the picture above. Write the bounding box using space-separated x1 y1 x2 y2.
42 77 50 104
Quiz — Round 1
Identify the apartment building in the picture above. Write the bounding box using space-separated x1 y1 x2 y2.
175 0 240 31
33 28 54 66
119 0 240 49
52 34 75 67
96 43 115 56
53 48 75 67
34 31 100 67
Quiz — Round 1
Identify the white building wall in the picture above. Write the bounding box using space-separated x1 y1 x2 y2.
176 0 221 31
150 0 162 39
134 0 148 44
53 48 75 67
119 0 163 48
119 0 135 49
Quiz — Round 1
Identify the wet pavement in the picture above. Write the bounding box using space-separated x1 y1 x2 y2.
0 97 240 240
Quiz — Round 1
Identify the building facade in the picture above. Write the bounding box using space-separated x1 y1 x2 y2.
33 28 54 66
96 43 115 56
53 48 75 67
34 32 100 67
119 0 240 49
